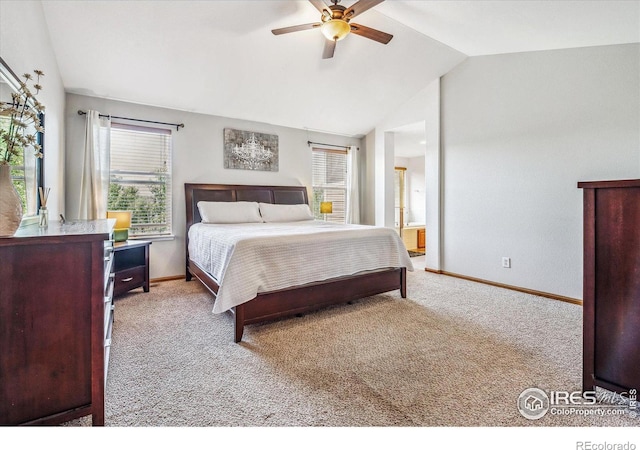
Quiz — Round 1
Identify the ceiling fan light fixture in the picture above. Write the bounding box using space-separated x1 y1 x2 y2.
271 0 392 59
321 19 350 41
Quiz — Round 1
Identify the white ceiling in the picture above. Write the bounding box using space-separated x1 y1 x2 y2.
392 121 427 159
41 1 640 139
377 1 640 56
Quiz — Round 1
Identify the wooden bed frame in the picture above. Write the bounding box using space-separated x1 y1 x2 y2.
185 183 407 342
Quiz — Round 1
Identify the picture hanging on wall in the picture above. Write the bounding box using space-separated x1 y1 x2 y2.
223 128 279 172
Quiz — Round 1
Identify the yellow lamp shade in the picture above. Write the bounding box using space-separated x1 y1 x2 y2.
107 210 132 229
320 202 333 214
107 210 132 241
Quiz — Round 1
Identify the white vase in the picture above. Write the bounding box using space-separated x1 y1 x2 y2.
0 164 23 237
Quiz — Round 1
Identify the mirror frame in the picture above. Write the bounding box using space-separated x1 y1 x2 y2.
0 56 45 217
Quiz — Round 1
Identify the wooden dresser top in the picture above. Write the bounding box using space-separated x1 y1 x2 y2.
0 219 114 246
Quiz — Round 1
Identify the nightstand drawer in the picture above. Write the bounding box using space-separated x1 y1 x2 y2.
114 266 146 296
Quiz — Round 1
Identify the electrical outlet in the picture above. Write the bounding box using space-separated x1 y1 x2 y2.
502 257 511 268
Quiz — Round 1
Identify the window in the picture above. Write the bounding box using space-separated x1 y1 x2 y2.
0 60 44 220
0 114 42 217
312 148 347 223
107 123 172 237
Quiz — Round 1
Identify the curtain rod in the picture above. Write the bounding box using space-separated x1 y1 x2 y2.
307 141 358 151
77 110 184 131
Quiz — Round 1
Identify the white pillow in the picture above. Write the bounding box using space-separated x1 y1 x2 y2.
259 202 314 222
197 201 262 224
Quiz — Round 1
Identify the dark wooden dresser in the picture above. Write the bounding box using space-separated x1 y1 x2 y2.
578 179 640 394
0 219 114 426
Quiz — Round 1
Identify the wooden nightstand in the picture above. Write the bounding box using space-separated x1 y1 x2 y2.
113 240 151 297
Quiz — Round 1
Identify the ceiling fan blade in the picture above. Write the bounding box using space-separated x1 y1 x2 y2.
322 39 336 59
272 23 322 35
350 23 393 44
344 0 384 20
309 0 330 14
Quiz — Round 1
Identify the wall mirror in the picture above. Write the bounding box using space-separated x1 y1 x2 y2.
0 56 44 218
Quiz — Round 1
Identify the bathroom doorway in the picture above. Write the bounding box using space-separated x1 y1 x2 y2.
392 121 427 254
394 166 406 238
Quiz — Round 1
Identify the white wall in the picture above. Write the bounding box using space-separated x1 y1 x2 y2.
65 94 361 279
362 130 376 225
440 43 640 299
407 156 425 224
0 0 66 219
423 80 442 271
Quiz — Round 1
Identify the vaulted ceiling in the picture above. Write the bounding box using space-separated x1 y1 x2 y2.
41 1 640 138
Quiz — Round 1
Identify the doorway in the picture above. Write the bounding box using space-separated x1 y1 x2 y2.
395 166 406 237
391 121 427 254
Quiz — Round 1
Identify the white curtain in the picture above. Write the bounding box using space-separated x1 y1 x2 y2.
346 145 360 224
78 110 111 220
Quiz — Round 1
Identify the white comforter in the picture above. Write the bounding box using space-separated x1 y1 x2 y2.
188 220 414 313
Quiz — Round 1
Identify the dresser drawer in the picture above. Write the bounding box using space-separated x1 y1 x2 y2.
104 271 115 298
103 242 114 289
103 300 114 389
114 266 146 296
104 299 114 341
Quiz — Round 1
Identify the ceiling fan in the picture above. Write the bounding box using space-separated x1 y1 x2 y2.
271 0 393 59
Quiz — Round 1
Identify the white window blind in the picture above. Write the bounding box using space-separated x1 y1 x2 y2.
312 148 347 223
107 123 172 237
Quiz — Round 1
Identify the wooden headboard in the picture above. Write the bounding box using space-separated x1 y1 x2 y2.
184 183 309 231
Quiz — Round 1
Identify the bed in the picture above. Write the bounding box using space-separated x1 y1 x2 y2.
185 183 413 342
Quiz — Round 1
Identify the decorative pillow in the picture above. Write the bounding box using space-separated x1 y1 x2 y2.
197 201 262 224
259 202 314 222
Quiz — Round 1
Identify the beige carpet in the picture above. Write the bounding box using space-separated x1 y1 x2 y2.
67 261 638 429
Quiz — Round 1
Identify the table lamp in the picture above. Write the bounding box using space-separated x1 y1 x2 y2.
320 201 333 221
107 210 132 242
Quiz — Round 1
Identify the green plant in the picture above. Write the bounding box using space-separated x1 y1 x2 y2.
0 69 44 165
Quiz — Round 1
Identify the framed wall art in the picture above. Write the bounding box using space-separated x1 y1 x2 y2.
224 128 279 172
